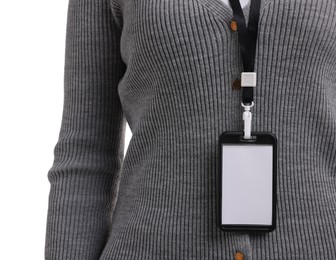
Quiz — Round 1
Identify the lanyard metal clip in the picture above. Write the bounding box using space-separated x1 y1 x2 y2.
241 71 256 139
241 101 254 139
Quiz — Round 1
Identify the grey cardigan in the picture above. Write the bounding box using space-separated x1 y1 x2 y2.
44 0 336 259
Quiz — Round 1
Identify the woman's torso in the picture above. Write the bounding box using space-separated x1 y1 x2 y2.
100 0 336 259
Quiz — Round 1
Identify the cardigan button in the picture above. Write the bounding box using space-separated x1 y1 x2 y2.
232 78 241 90
235 251 244 260
230 19 238 31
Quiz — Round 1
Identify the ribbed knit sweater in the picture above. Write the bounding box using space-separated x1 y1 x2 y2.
44 0 336 259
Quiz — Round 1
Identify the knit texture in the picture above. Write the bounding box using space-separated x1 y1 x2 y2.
44 0 336 259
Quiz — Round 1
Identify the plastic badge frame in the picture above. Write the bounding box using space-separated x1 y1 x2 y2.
218 131 277 232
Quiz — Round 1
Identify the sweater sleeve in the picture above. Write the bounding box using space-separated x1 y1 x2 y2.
44 0 126 259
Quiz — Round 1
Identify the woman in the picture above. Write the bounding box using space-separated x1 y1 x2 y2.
44 0 336 259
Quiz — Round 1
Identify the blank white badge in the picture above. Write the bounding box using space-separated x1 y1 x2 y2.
221 144 273 225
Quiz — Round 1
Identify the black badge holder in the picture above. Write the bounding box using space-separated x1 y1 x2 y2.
218 130 277 232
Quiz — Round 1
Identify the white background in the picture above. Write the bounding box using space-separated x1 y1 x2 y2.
0 1 132 259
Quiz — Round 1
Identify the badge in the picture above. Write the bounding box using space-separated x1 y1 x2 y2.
218 131 277 232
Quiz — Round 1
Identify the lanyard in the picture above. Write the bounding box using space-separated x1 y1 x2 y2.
228 0 262 139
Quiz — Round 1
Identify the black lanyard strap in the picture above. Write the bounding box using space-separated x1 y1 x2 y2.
228 0 261 105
